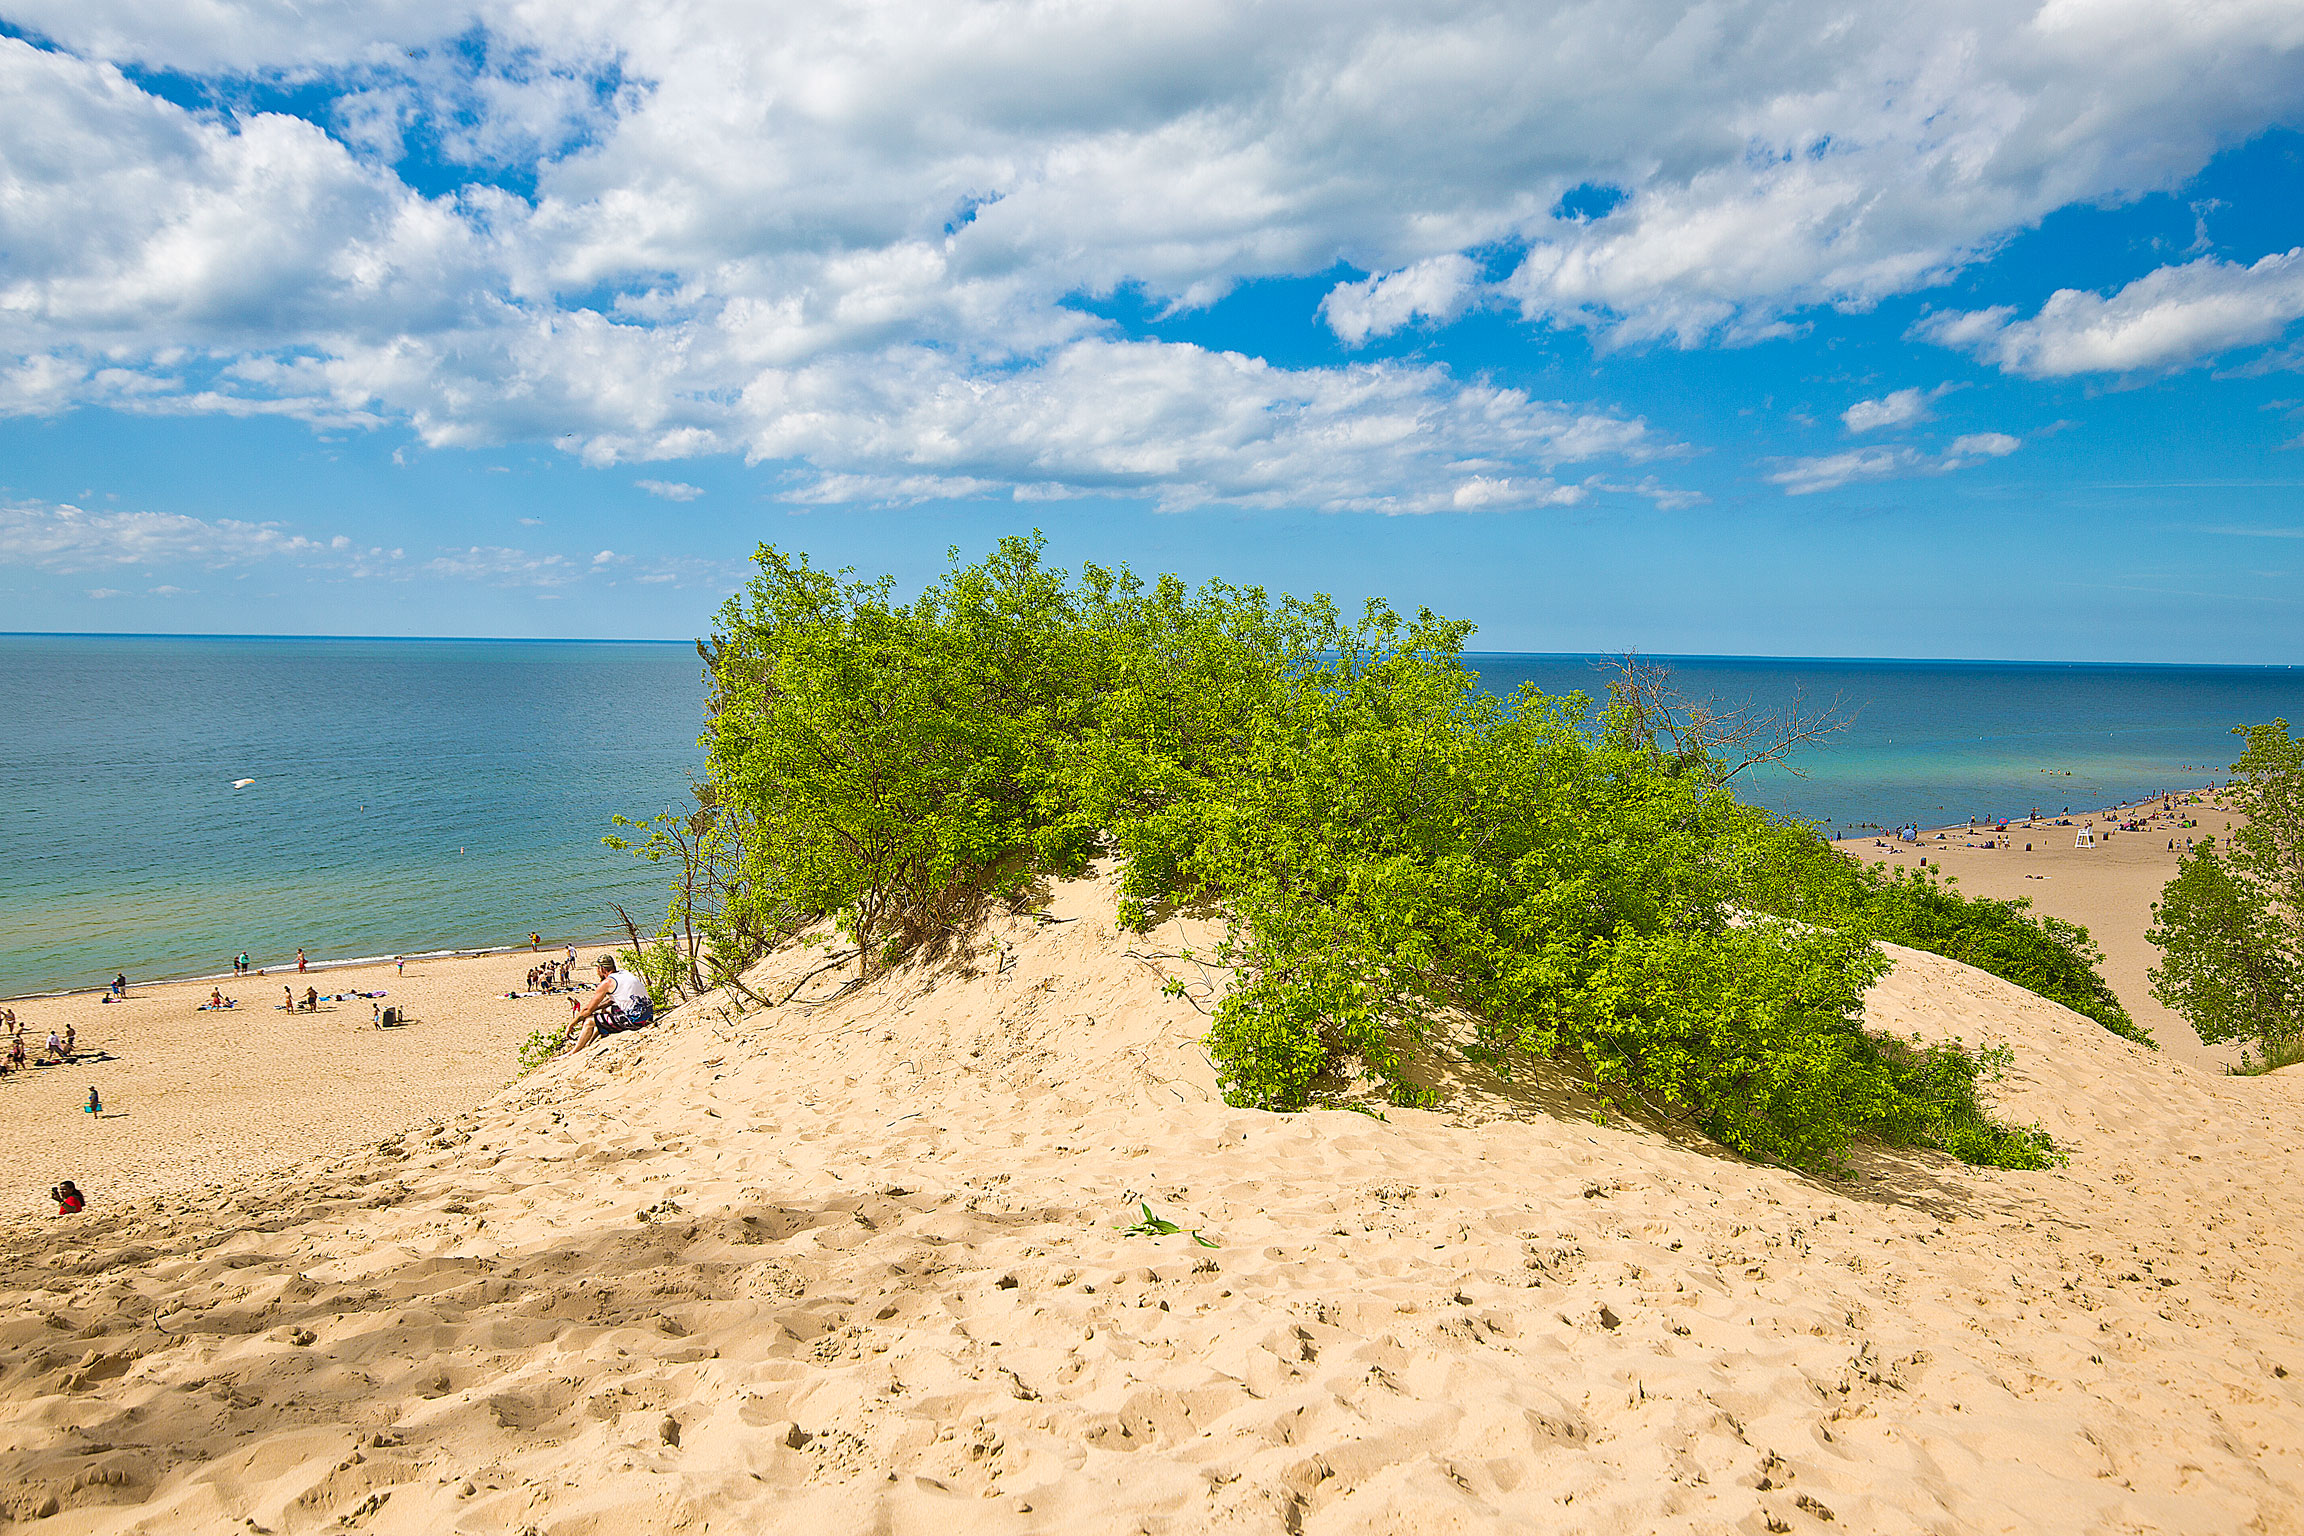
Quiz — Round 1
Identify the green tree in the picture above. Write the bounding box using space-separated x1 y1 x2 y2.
2150 722 2304 1064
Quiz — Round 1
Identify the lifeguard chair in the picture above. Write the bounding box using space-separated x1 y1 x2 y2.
2075 826 2095 849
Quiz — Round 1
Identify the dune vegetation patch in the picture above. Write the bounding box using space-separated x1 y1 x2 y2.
606 535 2118 1172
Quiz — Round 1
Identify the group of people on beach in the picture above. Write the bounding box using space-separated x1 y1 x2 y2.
526 956 580 993
0 1017 74 1076
1863 789 2217 859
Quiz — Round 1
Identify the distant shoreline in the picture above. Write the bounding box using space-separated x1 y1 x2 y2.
1828 781 2227 845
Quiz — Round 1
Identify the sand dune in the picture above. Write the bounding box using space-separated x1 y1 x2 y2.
3 869 2301 1534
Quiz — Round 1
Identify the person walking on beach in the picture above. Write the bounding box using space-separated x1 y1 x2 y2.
530 932 542 951
395 956 405 976
282 985 294 1012
110 972 126 999
84 1086 101 1115
296 949 307 973
556 955 656 1055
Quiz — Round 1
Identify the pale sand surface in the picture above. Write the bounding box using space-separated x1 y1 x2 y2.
3 868 2301 1534
1837 790 2241 1068
0 949 601 1219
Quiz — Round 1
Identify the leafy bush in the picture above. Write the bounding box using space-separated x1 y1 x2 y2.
1864 1038 2060 1169
515 1027 565 1075
1726 817 2148 1046
2150 721 2304 1061
636 534 2074 1171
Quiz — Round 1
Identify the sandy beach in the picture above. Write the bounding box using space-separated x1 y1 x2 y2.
1836 789 2241 1069
0 947 609 1220
1 865 2300 1533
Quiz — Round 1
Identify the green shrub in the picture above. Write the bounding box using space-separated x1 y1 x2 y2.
642 535 2078 1172
1863 1037 2060 1168
515 1027 565 1075
1727 818 2149 1046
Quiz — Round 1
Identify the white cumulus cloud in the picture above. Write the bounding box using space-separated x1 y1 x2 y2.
1944 431 2021 462
635 479 703 501
1842 388 1937 433
1916 249 2304 377
1321 256 1482 346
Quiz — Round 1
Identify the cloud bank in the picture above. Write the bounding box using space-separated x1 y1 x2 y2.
3 1 2303 509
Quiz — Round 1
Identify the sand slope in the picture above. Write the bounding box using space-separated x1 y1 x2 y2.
3 871 2301 1535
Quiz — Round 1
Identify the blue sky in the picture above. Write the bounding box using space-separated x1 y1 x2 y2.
4 3 2304 660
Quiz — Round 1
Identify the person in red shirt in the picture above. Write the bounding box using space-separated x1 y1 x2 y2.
51 1181 83 1214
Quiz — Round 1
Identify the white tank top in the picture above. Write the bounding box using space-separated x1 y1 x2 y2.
608 970 650 1011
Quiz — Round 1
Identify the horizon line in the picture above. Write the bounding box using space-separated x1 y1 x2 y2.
3 630 2300 670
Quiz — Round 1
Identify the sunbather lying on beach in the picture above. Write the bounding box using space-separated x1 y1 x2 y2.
556 954 656 1054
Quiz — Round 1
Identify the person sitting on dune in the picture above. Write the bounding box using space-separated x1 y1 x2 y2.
51 1181 83 1215
556 955 656 1054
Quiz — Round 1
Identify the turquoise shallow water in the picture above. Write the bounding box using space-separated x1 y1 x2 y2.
4 637 2299 996
1 635 704 996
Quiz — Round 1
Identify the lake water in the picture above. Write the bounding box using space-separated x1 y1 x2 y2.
4 636 2298 995
1465 654 2304 835
1 635 704 997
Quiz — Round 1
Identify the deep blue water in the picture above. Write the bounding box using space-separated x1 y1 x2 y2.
1464 654 2303 835
3 637 2298 996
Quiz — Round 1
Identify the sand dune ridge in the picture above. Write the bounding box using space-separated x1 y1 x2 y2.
3 869 2301 1534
